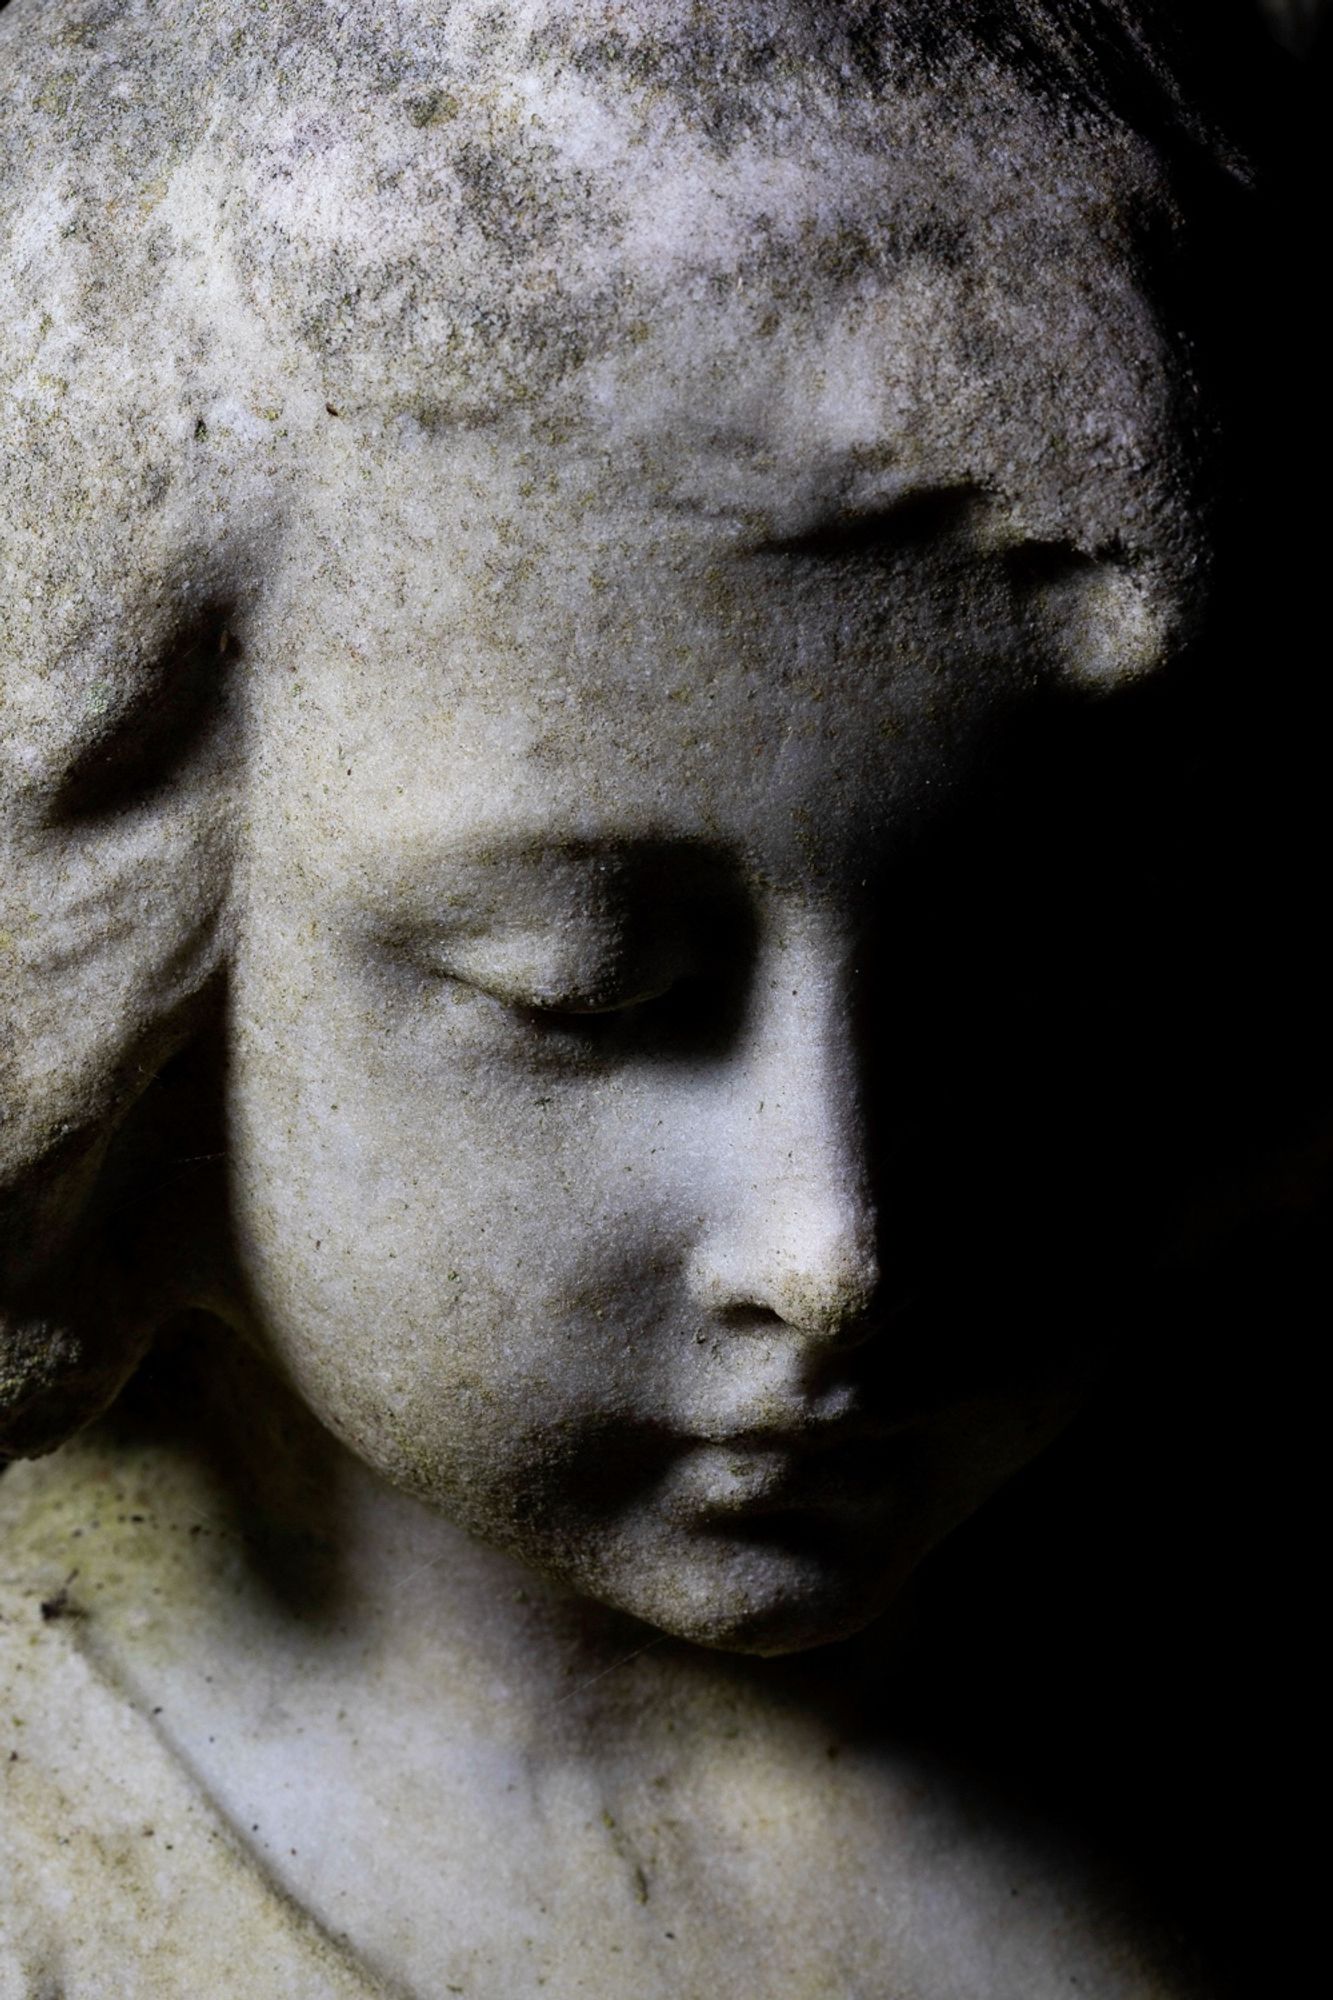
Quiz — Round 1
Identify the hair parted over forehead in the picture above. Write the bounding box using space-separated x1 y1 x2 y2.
0 0 1257 1457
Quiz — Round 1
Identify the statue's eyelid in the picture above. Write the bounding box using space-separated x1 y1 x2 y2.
392 934 681 1018
514 977 683 1021
450 970 681 1021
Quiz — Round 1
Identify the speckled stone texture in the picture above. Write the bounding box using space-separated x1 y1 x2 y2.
0 0 1239 1453
2 4 1242 1994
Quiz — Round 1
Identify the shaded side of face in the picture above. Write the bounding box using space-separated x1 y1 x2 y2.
208 28 1208 1654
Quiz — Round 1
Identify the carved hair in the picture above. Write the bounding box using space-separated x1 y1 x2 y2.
0 0 1257 1455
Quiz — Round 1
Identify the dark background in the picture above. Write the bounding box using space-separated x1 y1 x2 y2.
896 24 1328 1999
904 11 1328 1995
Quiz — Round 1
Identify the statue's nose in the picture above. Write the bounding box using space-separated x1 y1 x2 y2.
685 930 880 1346
691 1194 881 1347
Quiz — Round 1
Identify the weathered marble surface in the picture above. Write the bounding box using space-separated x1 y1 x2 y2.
1 2 1243 1992
3 1332 1206 1998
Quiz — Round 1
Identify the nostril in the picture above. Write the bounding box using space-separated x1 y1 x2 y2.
712 1300 787 1333
686 1111 881 1337
689 1212 882 1340
705 1268 881 1347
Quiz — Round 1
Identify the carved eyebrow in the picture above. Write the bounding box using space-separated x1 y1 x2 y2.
752 484 986 561
750 485 1108 590
364 832 743 925
752 491 1133 659
428 833 723 869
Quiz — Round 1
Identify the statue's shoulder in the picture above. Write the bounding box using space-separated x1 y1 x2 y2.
821 1730 1214 2000
0 1442 383 1997
0 1440 1215 2000
0 1544 386 1997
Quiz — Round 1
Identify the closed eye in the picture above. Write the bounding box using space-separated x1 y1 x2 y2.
496 971 731 1063
367 854 759 1067
517 978 678 1018
506 978 680 1029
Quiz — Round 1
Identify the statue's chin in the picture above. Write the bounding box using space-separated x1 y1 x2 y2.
558 1523 919 1660
687 1602 896 1660
634 1582 905 1660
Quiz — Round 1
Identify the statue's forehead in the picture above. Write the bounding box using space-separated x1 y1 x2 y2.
5 0 1193 552
215 40 1181 559
0 0 1208 803
231 18 1156 330
252 438 1136 877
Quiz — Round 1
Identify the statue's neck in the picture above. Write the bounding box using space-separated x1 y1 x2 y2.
66 1320 905 1742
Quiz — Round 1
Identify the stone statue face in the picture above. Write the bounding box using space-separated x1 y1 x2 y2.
227 447 1087 1655
222 180 1188 1645
3 0 1229 1647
